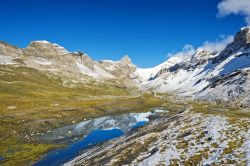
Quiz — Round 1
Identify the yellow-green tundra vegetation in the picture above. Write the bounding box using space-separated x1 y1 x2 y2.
0 65 184 166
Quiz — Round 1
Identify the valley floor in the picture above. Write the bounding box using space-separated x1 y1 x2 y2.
0 94 179 166
0 90 249 166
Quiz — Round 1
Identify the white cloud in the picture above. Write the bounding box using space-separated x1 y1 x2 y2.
217 0 250 25
167 44 196 61
201 35 234 52
167 35 233 60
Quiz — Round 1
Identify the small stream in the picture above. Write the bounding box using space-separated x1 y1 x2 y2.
34 109 168 166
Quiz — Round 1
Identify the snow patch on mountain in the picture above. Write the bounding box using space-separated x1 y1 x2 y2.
34 40 50 44
136 56 183 81
218 52 250 75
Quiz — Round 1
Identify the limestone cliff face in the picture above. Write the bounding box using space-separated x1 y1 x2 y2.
24 40 70 57
0 41 23 58
23 40 75 65
98 55 139 86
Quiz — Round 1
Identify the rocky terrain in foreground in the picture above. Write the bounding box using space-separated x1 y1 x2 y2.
65 107 250 166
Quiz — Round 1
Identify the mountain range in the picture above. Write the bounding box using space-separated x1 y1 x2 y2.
1 26 250 107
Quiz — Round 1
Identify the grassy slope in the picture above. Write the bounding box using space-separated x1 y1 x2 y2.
0 65 176 166
3 65 247 166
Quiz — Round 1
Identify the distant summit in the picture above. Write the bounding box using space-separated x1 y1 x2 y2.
120 54 132 64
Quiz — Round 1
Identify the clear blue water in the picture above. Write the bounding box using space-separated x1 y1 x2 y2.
34 109 167 166
34 128 124 166
132 121 147 129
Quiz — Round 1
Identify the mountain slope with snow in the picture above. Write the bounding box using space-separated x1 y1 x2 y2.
138 27 250 107
0 27 250 106
135 56 183 82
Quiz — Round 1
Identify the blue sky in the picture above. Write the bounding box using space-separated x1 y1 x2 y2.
0 0 246 67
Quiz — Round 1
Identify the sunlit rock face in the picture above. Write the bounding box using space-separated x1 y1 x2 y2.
0 41 23 58
24 40 70 58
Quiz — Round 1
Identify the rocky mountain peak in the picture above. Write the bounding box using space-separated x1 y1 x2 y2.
234 26 250 45
120 54 132 65
28 40 53 48
24 40 70 60
26 40 69 55
213 27 250 63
